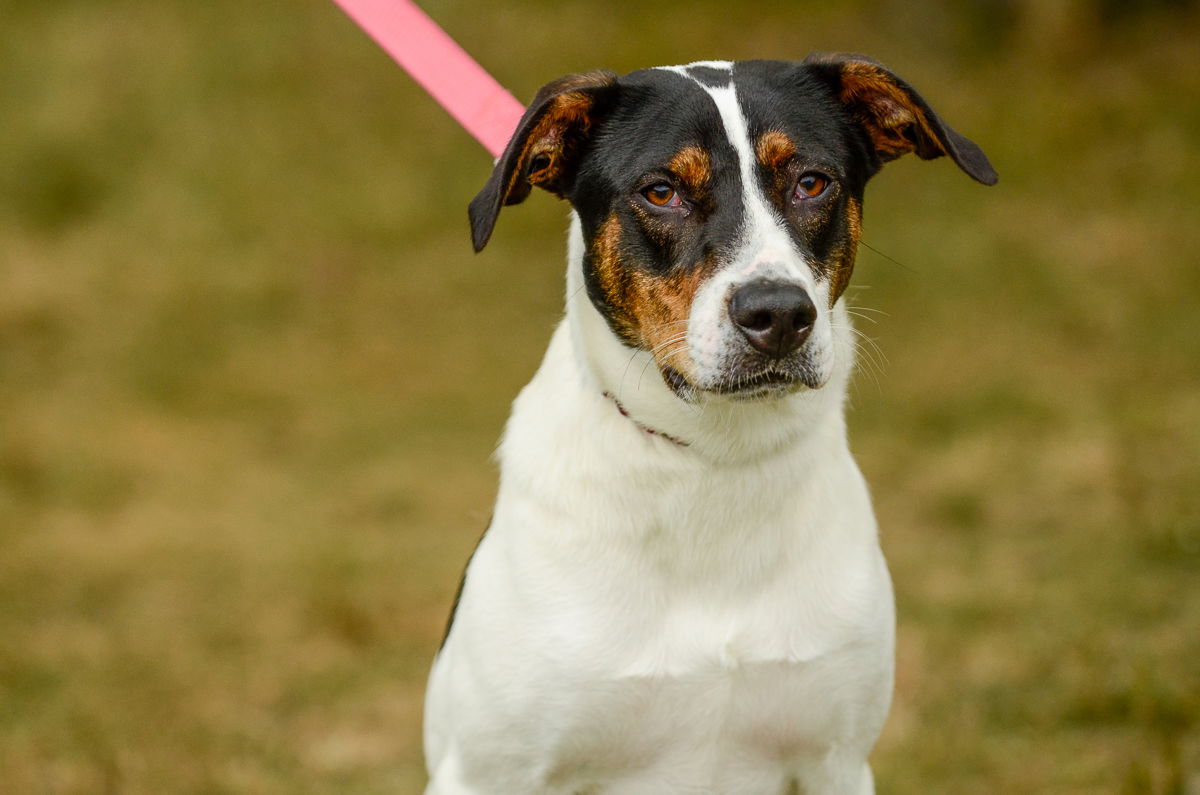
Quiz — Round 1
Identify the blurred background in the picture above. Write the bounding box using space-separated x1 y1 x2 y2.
2 0 1198 792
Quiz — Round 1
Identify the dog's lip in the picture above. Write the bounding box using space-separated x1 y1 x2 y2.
660 364 814 399
711 368 802 396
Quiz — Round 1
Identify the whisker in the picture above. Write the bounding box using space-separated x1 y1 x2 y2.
846 306 892 327
845 310 879 326
637 352 657 389
840 323 888 390
840 299 889 387
566 283 588 303
861 239 920 274
646 319 690 332
634 331 691 392
636 342 691 392
854 343 883 390
852 328 888 368
658 344 689 365
649 332 689 356
617 349 641 401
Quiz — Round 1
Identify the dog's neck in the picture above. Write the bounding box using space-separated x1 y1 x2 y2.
562 214 854 465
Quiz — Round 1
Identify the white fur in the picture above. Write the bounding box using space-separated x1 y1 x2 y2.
424 67 895 794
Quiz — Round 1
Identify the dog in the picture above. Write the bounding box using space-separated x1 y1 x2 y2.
423 55 996 794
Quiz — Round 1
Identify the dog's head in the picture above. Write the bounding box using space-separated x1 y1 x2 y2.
470 57 996 401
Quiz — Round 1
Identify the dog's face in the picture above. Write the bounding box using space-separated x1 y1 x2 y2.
471 57 995 401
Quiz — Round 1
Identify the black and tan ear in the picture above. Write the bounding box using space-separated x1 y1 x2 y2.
804 53 998 186
468 70 619 252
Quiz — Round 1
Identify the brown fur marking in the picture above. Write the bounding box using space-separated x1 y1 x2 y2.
668 146 712 196
629 265 707 380
754 130 800 206
502 71 616 204
828 196 863 305
506 91 596 200
755 130 797 171
590 214 720 379
838 62 943 162
591 214 640 343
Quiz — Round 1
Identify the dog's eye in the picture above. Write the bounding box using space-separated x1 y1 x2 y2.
794 173 830 200
642 184 682 208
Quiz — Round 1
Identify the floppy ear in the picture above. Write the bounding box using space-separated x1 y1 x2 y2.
803 53 997 186
468 70 619 252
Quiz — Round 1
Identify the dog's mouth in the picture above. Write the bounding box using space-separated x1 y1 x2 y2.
715 369 801 396
661 362 821 401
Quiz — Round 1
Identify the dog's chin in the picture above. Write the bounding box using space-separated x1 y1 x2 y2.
660 362 825 403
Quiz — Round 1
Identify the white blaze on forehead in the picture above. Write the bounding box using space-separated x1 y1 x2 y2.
655 62 810 288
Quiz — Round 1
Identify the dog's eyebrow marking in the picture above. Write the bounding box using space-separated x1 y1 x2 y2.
669 145 712 195
755 130 797 171
754 130 804 214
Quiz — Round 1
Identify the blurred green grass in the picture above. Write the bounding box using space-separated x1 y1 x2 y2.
1 0 1198 792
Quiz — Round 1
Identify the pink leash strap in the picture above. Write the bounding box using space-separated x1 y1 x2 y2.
330 0 525 158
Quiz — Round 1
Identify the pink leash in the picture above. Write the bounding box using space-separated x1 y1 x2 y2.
330 0 525 158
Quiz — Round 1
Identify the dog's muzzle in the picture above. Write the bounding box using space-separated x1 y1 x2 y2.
663 278 823 401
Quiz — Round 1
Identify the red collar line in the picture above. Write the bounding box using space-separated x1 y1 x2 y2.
603 392 689 447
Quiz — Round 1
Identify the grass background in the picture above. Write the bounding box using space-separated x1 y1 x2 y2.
2 0 1198 792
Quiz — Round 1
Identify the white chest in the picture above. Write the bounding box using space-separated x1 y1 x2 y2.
431 458 893 791
424 323 894 794
535 646 891 793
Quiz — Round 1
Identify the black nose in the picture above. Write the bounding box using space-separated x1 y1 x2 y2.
728 280 817 358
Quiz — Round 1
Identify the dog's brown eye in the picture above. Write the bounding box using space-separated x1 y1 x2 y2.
795 173 830 199
643 184 681 208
